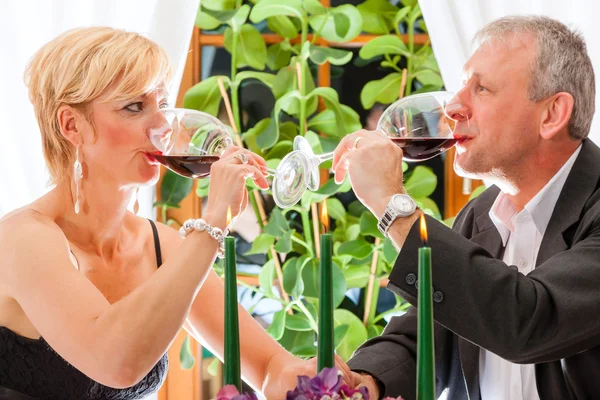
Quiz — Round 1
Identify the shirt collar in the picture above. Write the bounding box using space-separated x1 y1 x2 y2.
489 144 582 246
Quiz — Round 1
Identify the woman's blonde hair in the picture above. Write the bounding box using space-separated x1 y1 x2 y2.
25 27 172 184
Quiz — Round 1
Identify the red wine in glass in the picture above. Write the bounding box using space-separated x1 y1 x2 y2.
154 154 220 178
390 137 459 161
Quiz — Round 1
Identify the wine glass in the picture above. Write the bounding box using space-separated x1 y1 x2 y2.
149 108 314 209
283 90 458 192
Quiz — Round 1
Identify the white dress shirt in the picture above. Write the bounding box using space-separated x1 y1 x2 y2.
479 145 581 400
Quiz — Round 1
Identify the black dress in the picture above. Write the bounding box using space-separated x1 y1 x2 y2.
0 220 169 400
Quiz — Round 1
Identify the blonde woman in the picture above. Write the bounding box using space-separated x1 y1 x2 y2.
0 27 351 400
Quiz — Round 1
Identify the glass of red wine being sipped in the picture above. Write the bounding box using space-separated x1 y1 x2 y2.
149 108 316 208
285 90 459 191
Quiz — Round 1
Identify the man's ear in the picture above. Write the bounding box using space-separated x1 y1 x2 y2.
57 105 83 146
539 92 574 140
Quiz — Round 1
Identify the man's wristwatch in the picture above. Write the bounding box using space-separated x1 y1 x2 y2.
377 194 418 237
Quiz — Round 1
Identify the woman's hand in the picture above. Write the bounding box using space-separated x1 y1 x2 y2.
203 146 268 230
262 353 355 399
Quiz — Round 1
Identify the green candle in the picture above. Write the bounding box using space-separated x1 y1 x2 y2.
318 203 334 371
417 214 435 400
223 234 241 392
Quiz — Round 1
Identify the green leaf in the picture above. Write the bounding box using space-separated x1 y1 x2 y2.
267 309 287 340
179 335 196 369
382 237 398 264
195 10 221 30
405 165 437 198
303 130 324 154
332 12 350 39
401 0 418 6
346 224 361 241
415 197 442 220
249 0 305 23
407 3 422 23
308 105 361 137
236 71 276 89
308 44 352 66
278 329 315 354
413 69 444 87
228 5 250 31
308 87 346 132
359 212 384 239
283 256 309 298
207 358 220 376
245 233 275 255
303 0 326 15
357 0 397 34
326 198 346 221
334 324 350 349
293 345 318 358
308 5 362 42
264 208 290 238
344 265 370 288
183 76 227 117
259 259 276 298
274 229 295 253
195 178 210 198
334 309 368 360
367 324 385 339
302 260 346 308
278 121 299 142
202 0 236 10
272 91 302 145
256 115 279 151
243 118 270 155
157 170 193 208
265 140 293 160
272 65 296 99
348 200 368 217
359 35 409 60
267 15 298 38
266 43 292 70
224 25 267 70
393 6 411 29
360 72 402 109
286 313 313 331
469 184 487 200
337 239 373 259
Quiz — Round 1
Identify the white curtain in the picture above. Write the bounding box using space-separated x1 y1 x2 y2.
420 0 600 144
0 0 200 219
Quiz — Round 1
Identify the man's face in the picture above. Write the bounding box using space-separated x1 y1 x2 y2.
449 34 543 181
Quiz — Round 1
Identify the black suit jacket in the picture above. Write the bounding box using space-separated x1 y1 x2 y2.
348 139 600 400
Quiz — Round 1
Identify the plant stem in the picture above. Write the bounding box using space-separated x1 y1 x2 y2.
384 54 404 73
405 17 415 97
301 209 314 259
290 235 314 256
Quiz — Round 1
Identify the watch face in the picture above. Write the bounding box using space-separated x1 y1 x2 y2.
393 195 415 213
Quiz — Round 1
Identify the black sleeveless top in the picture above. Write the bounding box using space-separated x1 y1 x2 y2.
0 220 168 400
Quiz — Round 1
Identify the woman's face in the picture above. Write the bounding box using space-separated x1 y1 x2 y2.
78 87 169 188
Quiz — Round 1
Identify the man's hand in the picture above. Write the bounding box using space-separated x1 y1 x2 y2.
332 130 405 218
352 371 381 399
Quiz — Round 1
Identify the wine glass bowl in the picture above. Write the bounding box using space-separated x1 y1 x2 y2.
377 91 458 161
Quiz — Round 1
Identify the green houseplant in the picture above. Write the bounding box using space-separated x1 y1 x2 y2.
158 0 444 369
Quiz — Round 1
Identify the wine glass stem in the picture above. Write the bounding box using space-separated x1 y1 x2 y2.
265 168 277 177
316 152 334 164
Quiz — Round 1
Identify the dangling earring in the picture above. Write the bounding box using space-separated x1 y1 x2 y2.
73 147 83 214
133 187 140 215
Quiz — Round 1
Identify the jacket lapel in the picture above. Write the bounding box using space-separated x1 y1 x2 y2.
458 212 504 400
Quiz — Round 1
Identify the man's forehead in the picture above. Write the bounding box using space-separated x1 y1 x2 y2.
461 36 534 79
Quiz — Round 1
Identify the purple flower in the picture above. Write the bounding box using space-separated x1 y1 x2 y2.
286 368 344 399
216 385 258 400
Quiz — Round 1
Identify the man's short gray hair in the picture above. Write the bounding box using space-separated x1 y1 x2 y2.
473 15 595 140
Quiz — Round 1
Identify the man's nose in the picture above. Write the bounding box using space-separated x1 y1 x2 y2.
445 96 471 122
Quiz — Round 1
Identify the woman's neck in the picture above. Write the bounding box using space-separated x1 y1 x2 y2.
54 177 137 259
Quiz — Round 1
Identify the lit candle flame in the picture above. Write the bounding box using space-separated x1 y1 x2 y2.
320 201 329 234
227 206 232 227
420 214 428 246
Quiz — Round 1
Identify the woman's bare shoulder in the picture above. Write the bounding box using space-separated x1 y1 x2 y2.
151 220 183 260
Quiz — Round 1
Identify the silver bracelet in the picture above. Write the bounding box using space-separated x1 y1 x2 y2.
179 218 227 258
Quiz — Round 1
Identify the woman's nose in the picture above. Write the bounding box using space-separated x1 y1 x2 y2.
148 110 174 153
